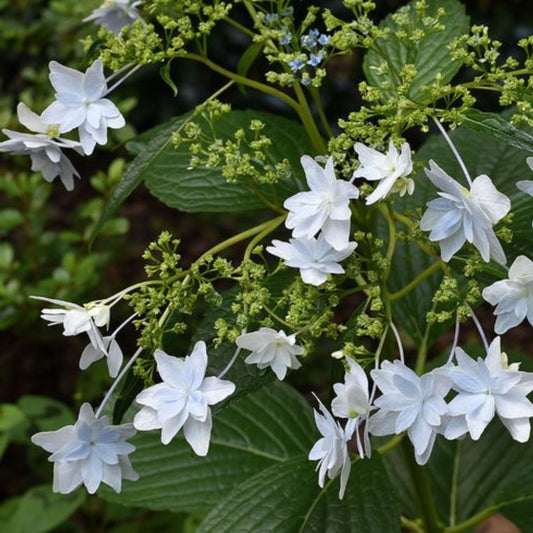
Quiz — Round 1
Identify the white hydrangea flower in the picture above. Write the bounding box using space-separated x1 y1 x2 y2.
31 403 138 494
420 161 510 265
133 341 235 456
308 397 352 499
33 296 110 353
0 103 82 190
352 141 413 205
236 328 304 380
266 234 357 286
445 337 533 442
284 156 359 251
331 357 372 458
41 60 125 155
516 157 533 226
482 255 533 334
80 336 123 378
368 360 451 465
84 1 143 34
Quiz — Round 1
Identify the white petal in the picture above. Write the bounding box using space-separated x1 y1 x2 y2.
183 411 212 456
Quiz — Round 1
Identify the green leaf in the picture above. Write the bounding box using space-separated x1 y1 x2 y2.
462 109 533 154
100 382 316 513
89 114 192 245
159 60 179 97
18 395 75 432
364 0 469 101
199 455 400 533
0 484 85 533
237 42 263 94
0 208 24 231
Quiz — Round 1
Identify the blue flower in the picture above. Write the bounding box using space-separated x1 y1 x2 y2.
318 34 330 46
265 13 278 24
281 33 292 45
308 51 325 67
309 28 320 38
301 33 317 49
281 7 294 17
288 58 305 72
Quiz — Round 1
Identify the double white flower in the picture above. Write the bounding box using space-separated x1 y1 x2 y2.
445 338 533 442
236 328 304 380
331 357 372 458
133 342 235 456
483 255 533 334
31 403 138 494
369 360 450 465
308 397 352 499
84 1 143 34
0 103 82 190
353 141 414 204
284 156 359 251
41 60 125 155
420 161 510 265
267 234 356 286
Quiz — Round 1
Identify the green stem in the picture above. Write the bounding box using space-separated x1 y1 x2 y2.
377 203 397 282
401 516 425 533
243 214 286 261
389 261 442 301
402 439 442 533
442 508 495 533
197 216 285 264
310 87 333 138
292 81 327 153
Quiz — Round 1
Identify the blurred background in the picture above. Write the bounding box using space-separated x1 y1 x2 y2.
0 0 532 531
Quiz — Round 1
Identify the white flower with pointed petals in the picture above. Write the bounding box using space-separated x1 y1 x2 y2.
236 328 304 380
80 336 123 378
266 234 356 286
308 397 351 499
420 161 510 265
41 60 125 155
31 403 138 494
284 156 359 251
331 357 372 458
0 103 82 190
133 341 235 455
353 141 413 205
482 255 533 334
84 1 143 34
516 157 533 226
368 360 451 465
33 296 110 353
445 337 533 442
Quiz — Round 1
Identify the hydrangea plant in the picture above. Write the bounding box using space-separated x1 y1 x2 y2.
7 0 533 531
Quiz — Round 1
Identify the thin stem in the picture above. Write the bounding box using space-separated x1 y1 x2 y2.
105 64 143 96
224 16 255 37
95 347 143 418
106 62 135 83
263 304 292 329
389 321 405 364
197 216 285 264
376 432 405 454
309 87 333 138
378 203 397 282
447 310 461 365
467 304 490 352
292 81 327 153
96 280 161 306
401 516 425 533
402 439 442 533
243 214 286 262
432 117 472 186
389 261 442 301
111 312 137 338
443 508 495 533
217 337 244 379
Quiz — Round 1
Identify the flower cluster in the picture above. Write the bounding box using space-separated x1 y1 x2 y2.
0 59 129 189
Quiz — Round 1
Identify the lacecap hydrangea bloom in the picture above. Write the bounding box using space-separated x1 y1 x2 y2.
267 234 357 286
31 403 138 494
482 255 533 334
284 156 359 251
420 161 510 265
353 141 414 205
41 60 125 155
84 0 143 34
0 103 82 190
133 342 235 455
236 328 304 380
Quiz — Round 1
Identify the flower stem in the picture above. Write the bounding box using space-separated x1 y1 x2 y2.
389 261 442 301
106 64 143 96
432 117 472 187
401 439 442 533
